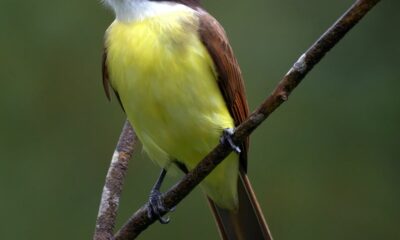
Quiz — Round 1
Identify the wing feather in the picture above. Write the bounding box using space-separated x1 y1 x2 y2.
198 11 250 171
102 49 111 101
102 48 125 111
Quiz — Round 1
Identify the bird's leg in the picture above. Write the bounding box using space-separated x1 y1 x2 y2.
147 168 173 224
221 128 241 154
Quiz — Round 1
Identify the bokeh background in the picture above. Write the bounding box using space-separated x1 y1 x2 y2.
1 0 398 239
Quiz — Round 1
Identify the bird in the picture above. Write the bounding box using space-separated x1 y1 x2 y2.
102 0 271 239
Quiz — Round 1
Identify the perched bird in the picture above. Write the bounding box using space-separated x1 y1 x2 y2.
102 0 271 239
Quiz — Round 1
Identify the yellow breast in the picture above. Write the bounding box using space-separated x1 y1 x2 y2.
105 9 239 209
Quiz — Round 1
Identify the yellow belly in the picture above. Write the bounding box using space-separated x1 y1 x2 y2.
105 11 239 209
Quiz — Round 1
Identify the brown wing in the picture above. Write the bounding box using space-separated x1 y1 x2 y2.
198 10 250 171
102 49 111 101
102 48 124 110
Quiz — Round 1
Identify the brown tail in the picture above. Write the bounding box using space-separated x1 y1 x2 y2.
207 169 273 240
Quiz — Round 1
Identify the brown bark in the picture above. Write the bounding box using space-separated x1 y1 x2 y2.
94 121 138 240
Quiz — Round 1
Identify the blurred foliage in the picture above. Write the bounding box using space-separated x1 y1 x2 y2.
0 0 399 239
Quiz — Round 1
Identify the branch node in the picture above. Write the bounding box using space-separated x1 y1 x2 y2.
291 53 307 74
279 92 289 101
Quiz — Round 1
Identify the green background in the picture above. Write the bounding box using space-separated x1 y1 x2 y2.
0 0 398 239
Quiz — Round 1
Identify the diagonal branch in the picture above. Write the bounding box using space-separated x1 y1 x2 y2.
94 121 138 240
94 0 381 239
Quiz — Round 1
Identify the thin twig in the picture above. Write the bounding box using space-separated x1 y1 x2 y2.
111 0 381 239
94 121 138 240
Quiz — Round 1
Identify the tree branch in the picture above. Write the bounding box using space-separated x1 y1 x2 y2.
94 0 381 239
94 121 138 240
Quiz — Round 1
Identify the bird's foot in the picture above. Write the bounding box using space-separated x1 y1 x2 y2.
147 189 173 224
221 128 241 154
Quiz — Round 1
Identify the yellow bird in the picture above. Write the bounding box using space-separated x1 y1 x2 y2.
102 0 270 239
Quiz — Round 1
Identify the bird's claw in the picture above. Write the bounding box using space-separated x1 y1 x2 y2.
221 128 241 154
147 189 172 224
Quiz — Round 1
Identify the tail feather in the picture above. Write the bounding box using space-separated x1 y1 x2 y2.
207 169 273 240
